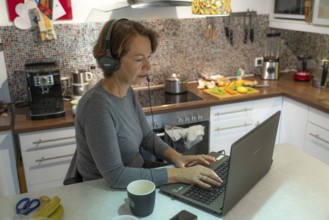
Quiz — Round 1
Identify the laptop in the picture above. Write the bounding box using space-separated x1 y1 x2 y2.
160 111 281 216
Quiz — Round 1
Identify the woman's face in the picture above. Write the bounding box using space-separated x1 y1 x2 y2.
117 35 152 85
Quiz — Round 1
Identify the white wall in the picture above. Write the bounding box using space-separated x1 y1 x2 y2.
0 0 271 25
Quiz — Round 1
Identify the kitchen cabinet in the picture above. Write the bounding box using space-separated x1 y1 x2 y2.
209 97 282 154
304 107 329 165
279 97 308 149
210 100 254 154
278 97 329 165
313 0 329 26
253 97 282 143
0 130 20 197
18 127 76 192
269 0 329 34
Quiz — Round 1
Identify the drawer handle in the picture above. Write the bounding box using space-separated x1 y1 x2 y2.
214 108 253 116
33 136 75 145
35 153 74 163
27 140 76 152
215 122 252 131
309 133 329 145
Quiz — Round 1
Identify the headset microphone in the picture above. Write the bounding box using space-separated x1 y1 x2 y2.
146 73 155 155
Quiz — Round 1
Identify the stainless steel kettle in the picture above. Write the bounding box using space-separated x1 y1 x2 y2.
312 58 329 88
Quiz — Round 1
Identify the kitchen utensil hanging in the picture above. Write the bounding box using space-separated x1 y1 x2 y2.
224 10 257 46
205 17 216 43
224 16 230 42
243 10 250 44
249 11 254 42
245 10 255 43
229 15 233 46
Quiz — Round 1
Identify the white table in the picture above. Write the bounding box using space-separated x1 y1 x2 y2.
1 144 329 220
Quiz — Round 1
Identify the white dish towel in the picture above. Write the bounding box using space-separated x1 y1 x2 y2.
165 124 205 149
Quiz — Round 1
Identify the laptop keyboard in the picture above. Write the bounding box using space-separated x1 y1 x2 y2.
183 160 230 205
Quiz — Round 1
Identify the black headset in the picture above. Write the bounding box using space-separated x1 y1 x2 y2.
99 18 129 73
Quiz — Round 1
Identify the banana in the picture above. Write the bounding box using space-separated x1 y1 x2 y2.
39 195 51 203
48 204 64 220
34 195 50 213
32 196 61 218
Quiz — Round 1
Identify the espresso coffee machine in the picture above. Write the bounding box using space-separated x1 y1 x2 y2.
25 62 65 120
262 32 281 80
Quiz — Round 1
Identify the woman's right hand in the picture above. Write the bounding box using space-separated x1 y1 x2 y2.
167 165 223 189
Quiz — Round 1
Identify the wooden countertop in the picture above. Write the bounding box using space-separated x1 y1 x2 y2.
12 72 329 134
14 101 75 133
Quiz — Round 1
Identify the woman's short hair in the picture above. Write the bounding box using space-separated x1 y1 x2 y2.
93 19 159 77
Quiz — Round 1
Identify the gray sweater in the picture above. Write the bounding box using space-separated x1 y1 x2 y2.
75 81 170 188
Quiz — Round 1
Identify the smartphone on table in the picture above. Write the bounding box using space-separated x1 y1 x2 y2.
169 210 197 220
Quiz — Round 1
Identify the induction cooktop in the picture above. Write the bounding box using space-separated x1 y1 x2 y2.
135 88 203 108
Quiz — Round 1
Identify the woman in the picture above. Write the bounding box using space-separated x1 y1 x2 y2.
75 18 222 189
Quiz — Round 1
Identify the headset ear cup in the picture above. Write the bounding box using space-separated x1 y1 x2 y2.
100 19 128 74
100 56 120 73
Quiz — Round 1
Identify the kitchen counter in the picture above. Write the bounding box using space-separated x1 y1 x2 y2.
13 72 329 133
275 72 329 113
1 143 329 220
14 101 75 133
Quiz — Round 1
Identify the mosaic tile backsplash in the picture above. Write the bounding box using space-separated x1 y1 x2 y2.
0 16 328 102
279 29 329 72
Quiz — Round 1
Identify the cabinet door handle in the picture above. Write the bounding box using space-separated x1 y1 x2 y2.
309 133 329 145
32 136 75 144
215 122 253 131
214 108 253 116
27 140 76 152
28 136 76 151
35 153 74 163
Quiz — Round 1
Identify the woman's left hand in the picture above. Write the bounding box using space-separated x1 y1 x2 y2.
172 154 216 168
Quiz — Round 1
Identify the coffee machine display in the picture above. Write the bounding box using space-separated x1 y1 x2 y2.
295 55 312 81
72 69 93 99
261 32 281 80
25 62 65 120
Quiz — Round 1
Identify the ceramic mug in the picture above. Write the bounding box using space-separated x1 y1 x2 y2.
73 69 93 84
127 180 155 217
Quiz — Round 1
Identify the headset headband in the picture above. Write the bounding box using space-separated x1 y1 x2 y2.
104 18 129 58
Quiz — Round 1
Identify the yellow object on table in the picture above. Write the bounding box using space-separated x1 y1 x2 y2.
32 195 64 220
